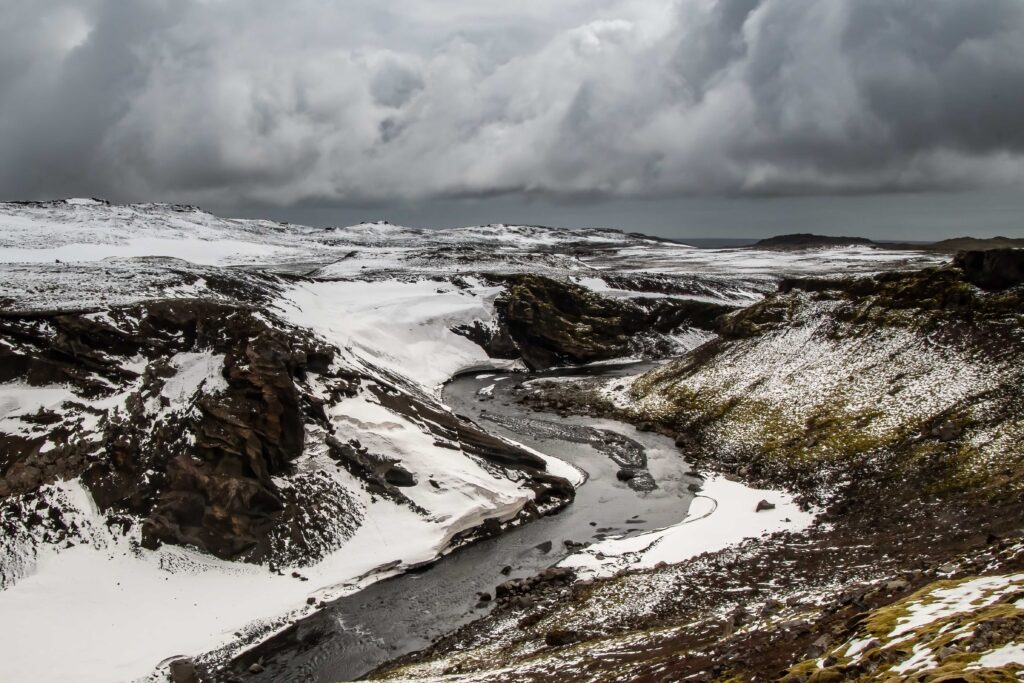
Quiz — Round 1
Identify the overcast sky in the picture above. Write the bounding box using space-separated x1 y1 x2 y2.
2 0 1023 238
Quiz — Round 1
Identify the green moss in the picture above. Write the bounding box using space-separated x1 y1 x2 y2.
780 577 1024 682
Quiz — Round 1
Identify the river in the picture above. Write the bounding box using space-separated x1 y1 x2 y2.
230 361 702 682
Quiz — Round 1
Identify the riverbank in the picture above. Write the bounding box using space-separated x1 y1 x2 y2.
218 363 812 681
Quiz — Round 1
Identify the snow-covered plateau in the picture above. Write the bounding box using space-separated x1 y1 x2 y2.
2 199 1022 683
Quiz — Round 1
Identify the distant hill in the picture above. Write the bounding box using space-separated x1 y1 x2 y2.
928 236 1024 252
752 233 875 249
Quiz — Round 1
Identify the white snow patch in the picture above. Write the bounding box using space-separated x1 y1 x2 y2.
971 642 1024 669
560 476 814 577
161 352 228 403
279 279 507 394
890 574 1024 638
0 466 513 683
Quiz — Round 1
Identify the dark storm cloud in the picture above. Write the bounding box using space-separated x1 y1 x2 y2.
1 0 1022 208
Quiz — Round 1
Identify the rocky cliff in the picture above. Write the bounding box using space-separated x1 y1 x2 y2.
0 292 574 577
482 274 734 369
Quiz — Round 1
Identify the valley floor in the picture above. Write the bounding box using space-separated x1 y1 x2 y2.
1 200 1020 682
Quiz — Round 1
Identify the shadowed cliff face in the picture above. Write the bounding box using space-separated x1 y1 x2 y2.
954 248 1024 291
487 274 734 369
1 300 344 561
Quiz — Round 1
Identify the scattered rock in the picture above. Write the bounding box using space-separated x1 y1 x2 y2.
756 499 776 512
805 634 832 658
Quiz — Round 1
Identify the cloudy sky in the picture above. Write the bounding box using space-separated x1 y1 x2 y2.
2 0 1023 238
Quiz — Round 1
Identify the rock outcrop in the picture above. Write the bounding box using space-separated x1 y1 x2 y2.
1 292 576 567
489 274 734 369
954 248 1024 291
1 299 342 561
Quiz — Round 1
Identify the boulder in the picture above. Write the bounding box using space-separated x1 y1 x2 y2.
383 464 417 487
168 658 199 683
934 420 961 442
544 629 582 647
954 248 1024 291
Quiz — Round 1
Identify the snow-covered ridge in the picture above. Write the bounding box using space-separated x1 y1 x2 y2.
0 200 942 290
0 201 663 267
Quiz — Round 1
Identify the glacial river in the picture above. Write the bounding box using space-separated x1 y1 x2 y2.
231 362 702 682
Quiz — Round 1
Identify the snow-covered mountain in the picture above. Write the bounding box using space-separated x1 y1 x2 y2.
4 199 1013 683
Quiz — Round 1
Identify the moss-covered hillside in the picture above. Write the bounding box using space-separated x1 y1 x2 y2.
623 261 1024 510
370 254 1024 683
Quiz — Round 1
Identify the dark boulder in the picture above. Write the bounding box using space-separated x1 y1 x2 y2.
383 464 417 487
954 249 1024 291
545 629 582 647
933 420 962 442
168 658 199 683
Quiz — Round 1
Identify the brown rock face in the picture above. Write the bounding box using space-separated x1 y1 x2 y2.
121 301 326 560
954 248 1024 291
1 299 338 562
491 274 733 369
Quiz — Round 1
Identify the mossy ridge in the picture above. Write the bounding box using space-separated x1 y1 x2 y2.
780 575 1024 682
602 262 1024 506
375 261 1024 683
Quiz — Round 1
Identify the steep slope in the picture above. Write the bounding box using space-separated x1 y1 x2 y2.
369 254 1024 682
0 271 576 682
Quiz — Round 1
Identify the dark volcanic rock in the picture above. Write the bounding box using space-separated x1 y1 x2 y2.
0 299 347 563
490 274 734 369
544 629 582 647
168 658 199 683
954 248 1024 291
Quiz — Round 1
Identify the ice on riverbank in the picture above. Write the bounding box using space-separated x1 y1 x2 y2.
560 476 815 577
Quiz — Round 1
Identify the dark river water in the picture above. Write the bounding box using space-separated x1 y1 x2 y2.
232 362 700 682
